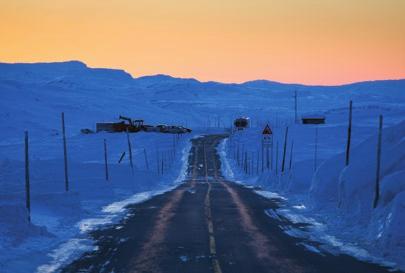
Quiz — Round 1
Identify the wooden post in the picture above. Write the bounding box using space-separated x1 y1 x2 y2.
126 130 134 173
261 142 264 172
275 141 279 176
172 135 176 158
161 152 164 175
168 150 172 168
118 152 126 163
245 151 248 174
103 139 109 181
266 145 270 170
345 100 353 166
294 90 298 124
373 115 383 208
314 127 319 172
24 131 31 223
61 112 69 192
289 140 294 171
144 148 149 170
156 150 160 175
241 150 244 171
250 152 255 175
271 137 274 170
233 141 237 161
281 126 289 173
236 143 240 166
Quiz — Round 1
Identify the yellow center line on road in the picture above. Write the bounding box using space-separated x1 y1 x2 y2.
203 140 223 273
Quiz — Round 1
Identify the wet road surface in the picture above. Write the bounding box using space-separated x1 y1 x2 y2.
62 135 399 273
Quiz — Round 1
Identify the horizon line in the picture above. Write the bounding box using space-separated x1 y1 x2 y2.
1 59 405 88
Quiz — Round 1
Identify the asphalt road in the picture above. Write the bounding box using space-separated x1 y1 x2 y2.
62 135 400 273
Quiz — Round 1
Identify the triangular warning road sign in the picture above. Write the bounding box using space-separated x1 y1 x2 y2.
262 124 272 135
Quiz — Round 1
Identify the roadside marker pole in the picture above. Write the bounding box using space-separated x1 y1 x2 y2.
118 152 126 163
294 90 298 124
24 131 31 223
281 126 289 173
237 143 240 167
373 115 383 208
244 151 248 174
126 129 134 174
172 135 176 158
289 140 294 171
161 152 164 175
156 149 160 175
275 141 279 176
168 150 172 168
144 148 149 170
261 142 264 172
271 136 274 170
103 139 109 181
250 152 255 175
314 127 319 172
61 112 69 192
345 100 353 166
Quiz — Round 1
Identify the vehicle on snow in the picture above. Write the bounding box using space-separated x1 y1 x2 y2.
234 117 250 130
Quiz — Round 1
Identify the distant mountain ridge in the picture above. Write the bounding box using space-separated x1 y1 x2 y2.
0 60 404 90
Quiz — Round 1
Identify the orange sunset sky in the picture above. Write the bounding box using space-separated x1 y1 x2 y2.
1 0 404 85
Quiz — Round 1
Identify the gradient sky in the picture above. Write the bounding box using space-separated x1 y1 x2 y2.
1 0 404 84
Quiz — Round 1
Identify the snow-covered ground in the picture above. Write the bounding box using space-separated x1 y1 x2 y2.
0 130 195 273
1 60 404 272
220 112 405 270
0 61 201 272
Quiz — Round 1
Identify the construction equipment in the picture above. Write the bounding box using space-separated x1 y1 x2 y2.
96 116 191 134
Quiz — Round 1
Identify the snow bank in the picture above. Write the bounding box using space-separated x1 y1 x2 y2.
223 119 405 270
308 121 405 267
218 138 234 180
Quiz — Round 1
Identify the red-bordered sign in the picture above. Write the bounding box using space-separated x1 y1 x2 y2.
262 124 272 135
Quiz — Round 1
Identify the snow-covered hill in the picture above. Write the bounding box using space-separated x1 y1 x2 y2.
1 60 405 141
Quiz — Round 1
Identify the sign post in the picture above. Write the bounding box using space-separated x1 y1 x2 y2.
262 124 273 170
